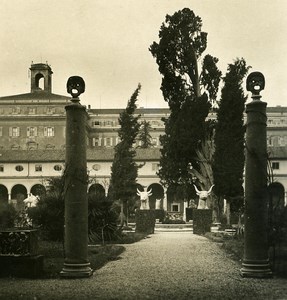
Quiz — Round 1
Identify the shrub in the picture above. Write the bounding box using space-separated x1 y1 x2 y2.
28 192 64 241
0 203 17 229
88 194 120 243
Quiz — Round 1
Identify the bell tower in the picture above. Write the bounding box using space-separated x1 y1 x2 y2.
30 63 53 93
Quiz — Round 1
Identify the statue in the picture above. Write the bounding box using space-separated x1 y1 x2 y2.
155 198 162 210
193 185 214 209
137 187 152 210
23 193 39 208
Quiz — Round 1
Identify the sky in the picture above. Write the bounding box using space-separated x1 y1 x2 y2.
0 0 286 109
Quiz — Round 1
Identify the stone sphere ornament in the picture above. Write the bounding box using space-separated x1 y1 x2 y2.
67 76 85 98
246 71 265 96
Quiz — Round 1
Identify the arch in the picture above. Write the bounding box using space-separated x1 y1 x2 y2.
147 183 164 210
268 182 285 229
35 73 45 90
268 182 285 210
30 184 46 198
88 183 105 201
11 184 27 211
0 184 8 204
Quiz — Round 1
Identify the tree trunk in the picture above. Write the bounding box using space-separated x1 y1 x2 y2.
120 200 127 227
225 199 231 226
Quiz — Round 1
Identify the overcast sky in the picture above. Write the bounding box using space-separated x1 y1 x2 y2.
0 0 286 109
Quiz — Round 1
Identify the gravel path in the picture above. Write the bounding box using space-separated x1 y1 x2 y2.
0 232 287 299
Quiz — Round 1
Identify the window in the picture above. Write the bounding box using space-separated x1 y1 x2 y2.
92 138 102 147
28 107 36 114
105 137 113 147
92 164 101 171
11 107 20 114
35 164 42 172
152 138 158 146
0 165 4 172
92 121 100 126
272 162 280 170
9 127 20 137
15 165 24 172
54 165 62 171
46 107 53 114
27 127 37 137
171 203 180 212
44 127 54 137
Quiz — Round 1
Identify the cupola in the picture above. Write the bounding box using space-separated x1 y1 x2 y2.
30 62 53 93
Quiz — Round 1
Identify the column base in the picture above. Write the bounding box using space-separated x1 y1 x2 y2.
240 259 272 278
60 262 93 278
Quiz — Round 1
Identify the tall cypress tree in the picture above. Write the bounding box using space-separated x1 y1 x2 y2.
109 84 141 225
213 58 250 224
149 8 221 193
138 120 153 148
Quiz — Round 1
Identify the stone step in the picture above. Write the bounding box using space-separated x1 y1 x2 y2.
125 222 226 233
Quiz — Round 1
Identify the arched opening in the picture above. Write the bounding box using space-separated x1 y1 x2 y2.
268 182 285 225
11 184 27 211
30 184 46 198
88 183 105 201
35 73 44 90
147 183 164 210
268 182 285 209
0 184 8 204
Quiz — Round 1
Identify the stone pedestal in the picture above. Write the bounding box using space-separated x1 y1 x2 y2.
185 208 193 222
60 98 92 278
193 209 212 235
240 94 272 278
155 209 165 223
135 209 156 234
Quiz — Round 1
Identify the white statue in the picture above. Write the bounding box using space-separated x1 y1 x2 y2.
23 193 39 208
155 198 162 210
137 187 152 210
193 185 214 209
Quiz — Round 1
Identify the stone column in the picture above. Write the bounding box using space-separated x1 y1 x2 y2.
183 200 188 222
60 76 92 278
240 72 272 278
163 189 168 211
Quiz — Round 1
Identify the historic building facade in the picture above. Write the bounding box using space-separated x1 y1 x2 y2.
0 63 286 214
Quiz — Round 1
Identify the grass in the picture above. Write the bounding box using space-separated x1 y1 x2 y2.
205 231 287 277
205 231 244 262
38 231 147 278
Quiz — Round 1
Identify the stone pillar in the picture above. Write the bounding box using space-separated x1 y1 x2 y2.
60 76 92 278
240 72 272 278
163 189 168 211
183 200 188 222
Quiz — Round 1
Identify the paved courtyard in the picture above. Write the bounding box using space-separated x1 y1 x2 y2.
0 232 287 299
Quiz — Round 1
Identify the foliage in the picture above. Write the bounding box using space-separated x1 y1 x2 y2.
149 8 221 192
137 120 153 148
0 202 17 229
28 192 64 241
212 58 250 214
109 84 142 223
88 194 120 244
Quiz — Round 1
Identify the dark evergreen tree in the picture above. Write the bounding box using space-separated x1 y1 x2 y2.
109 84 141 225
212 58 250 224
149 8 221 192
138 120 153 148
